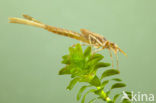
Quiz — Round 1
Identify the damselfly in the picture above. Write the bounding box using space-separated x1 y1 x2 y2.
9 14 127 69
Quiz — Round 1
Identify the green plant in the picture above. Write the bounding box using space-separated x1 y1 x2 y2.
59 44 131 103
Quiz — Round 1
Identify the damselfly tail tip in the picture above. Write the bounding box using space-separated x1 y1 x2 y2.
8 17 26 24
8 17 16 23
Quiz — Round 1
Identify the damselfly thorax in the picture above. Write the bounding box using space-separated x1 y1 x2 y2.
8 14 127 69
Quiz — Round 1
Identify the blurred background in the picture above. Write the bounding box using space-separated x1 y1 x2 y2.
0 0 156 103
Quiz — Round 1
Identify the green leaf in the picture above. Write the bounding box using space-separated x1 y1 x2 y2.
120 91 132 103
62 55 69 59
84 46 91 58
125 91 132 99
86 59 99 69
101 69 120 79
70 67 82 78
111 83 126 89
106 90 111 96
94 62 110 70
90 54 104 61
113 94 121 102
69 47 75 55
122 99 131 103
89 76 101 86
77 85 90 101
112 78 122 82
94 88 103 95
75 44 83 53
101 80 109 88
62 55 70 64
67 77 80 90
88 97 97 103
73 44 83 57
81 89 96 103
58 66 70 75
107 101 114 103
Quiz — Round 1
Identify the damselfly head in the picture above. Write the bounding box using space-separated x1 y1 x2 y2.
109 42 117 49
109 42 127 56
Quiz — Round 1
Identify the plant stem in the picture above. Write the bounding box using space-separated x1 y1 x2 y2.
100 90 113 103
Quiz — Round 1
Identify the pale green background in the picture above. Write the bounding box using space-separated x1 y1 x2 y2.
0 0 156 103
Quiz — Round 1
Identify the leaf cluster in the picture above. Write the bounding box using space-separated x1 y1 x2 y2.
59 44 131 103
